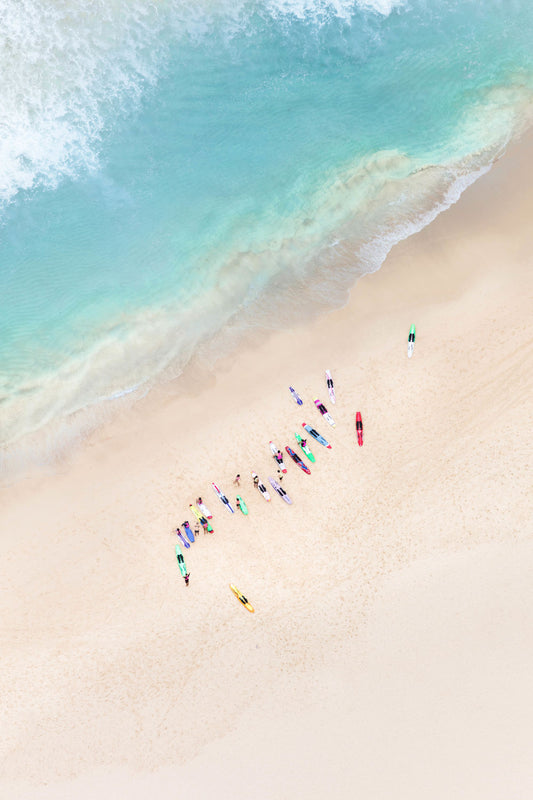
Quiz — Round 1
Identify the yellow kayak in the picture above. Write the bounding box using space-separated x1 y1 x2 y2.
230 583 254 613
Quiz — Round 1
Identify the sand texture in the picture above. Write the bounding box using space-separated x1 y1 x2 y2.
1 134 532 799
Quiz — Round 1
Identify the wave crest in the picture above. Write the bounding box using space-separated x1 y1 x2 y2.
0 0 169 207
0 0 406 208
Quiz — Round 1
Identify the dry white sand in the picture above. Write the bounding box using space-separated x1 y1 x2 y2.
1 133 532 799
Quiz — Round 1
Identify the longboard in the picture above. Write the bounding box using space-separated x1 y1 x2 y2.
197 501 212 519
302 422 331 449
325 369 336 404
251 472 271 501
408 324 416 358
289 386 303 405
176 530 190 549
295 432 315 462
230 583 254 613
212 483 235 513
189 504 213 533
314 398 335 427
268 477 293 505
175 544 188 578
356 411 363 446
236 495 249 515
269 441 287 473
285 446 311 474
183 520 195 542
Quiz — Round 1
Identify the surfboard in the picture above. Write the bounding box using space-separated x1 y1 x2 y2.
183 520 195 542
325 369 336 404
269 441 287 472
197 501 212 519
176 530 190 549
236 495 249 514
211 483 235 513
289 386 303 405
302 423 331 448
314 398 336 427
285 446 311 474
295 432 316 462
408 324 416 358
189 504 213 532
175 544 188 578
268 477 293 504
251 472 271 501
230 583 254 613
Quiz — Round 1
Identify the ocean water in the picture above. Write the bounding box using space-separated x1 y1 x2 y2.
1 0 533 472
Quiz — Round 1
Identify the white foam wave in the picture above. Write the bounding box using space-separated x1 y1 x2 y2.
259 0 404 21
0 0 406 208
355 164 492 276
0 0 169 207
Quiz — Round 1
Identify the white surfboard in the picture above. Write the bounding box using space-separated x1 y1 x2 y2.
325 370 336 404
211 483 235 513
269 441 287 472
251 472 271 501
314 398 336 428
197 502 212 519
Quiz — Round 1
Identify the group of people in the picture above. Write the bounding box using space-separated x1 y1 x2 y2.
176 496 214 586
178 449 300 586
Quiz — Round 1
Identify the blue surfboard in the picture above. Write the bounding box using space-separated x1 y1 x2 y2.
302 423 331 449
183 522 195 543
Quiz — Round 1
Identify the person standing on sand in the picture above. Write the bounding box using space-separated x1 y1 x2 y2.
253 474 259 487
277 469 283 482
234 474 241 486
194 522 200 537
184 573 190 587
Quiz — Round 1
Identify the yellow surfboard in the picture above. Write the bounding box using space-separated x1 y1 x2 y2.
230 583 254 613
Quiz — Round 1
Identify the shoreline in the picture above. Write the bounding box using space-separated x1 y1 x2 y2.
0 130 520 483
2 131 533 798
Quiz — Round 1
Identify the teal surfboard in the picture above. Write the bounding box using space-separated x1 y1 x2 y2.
175 543 188 578
295 432 316 463
236 495 249 515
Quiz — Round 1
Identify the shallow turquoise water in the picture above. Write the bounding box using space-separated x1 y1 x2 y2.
1 0 533 454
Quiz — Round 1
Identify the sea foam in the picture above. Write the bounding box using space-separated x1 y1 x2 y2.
1 0 533 476
0 0 168 207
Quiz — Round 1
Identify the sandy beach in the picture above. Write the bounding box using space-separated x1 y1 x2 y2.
1 132 532 799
